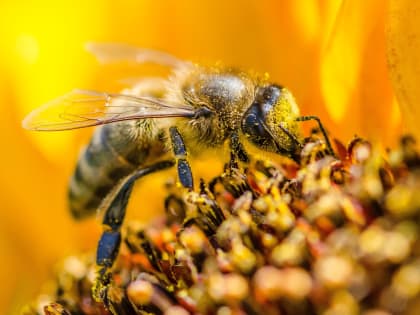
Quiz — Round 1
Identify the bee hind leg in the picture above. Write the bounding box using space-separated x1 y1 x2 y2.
93 160 175 304
169 127 194 190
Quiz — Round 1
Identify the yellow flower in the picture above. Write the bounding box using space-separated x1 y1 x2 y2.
0 1 417 314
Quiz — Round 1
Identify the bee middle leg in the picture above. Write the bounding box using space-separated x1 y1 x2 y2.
169 126 194 190
93 160 175 303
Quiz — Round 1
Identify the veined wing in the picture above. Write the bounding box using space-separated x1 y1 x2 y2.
85 42 190 68
22 89 195 131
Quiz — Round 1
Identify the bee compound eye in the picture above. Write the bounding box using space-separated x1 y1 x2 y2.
264 85 281 102
241 104 270 146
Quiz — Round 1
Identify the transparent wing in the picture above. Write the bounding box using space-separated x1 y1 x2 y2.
85 42 189 68
22 89 195 131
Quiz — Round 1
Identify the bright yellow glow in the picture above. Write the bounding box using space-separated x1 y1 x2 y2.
292 1 320 42
16 34 40 65
321 1 366 122
320 0 396 141
0 1 106 165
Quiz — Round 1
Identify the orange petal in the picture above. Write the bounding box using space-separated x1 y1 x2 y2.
321 1 400 144
387 0 420 141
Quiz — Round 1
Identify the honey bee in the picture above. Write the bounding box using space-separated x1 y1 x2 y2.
23 43 334 301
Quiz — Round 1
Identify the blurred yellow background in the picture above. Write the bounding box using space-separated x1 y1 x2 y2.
0 1 418 314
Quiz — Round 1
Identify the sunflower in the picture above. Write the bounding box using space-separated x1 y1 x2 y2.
0 1 418 314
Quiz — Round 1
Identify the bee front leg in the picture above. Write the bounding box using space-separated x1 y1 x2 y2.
295 115 336 157
169 127 194 190
93 160 175 304
229 132 249 171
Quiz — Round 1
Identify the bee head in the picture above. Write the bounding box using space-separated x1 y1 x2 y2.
241 85 301 156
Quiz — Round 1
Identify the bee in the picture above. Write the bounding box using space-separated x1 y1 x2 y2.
23 43 334 302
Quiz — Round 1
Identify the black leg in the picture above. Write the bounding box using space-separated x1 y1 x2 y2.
296 115 336 157
230 132 249 163
93 160 175 302
279 122 303 149
227 132 249 173
169 127 194 189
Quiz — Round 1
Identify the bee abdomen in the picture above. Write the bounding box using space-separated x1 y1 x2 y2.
69 121 163 219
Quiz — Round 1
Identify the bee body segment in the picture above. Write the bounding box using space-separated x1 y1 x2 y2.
69 120 166 219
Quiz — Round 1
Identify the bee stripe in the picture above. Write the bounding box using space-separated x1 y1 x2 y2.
69 126 137 218
69 121 167 219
